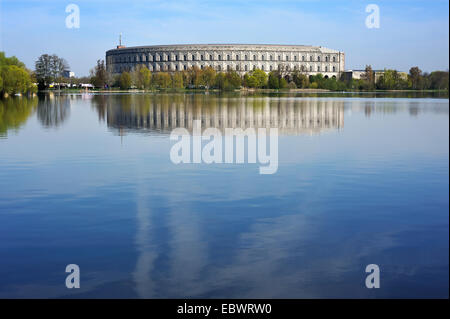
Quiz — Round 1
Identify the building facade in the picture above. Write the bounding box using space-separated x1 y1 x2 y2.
106 44 345 78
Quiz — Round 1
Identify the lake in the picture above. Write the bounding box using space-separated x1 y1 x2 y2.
0 92 448 298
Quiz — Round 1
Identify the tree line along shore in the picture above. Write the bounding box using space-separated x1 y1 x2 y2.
1 52 448 98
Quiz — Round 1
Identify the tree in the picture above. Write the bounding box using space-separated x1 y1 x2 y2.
268 72 279 89
133 65 152 89
252 69 268 88
362 65 375 90
51 55 69 89
408 66 422 90
171 72 184 89
119 71 132 90
279 77 288 89
214 72 226 90
1 52 36 96
243 74 258 88
429 71 449 90
90 59 108 88
1 65 32 94
225 71 242 90
154 72 171 88
35 54 69 89
292 70 309 88
201 67 216 88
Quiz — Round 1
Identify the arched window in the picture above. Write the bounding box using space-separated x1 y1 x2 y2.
333 56 336 62
317 66 320 72
310 65 313 72
245 55 248 61
286 55 289 61
218 65 221 71
317 56 321 62
218 55 222 61
261 65 264 71
333 66 336 72
262 55 265 61
253 65 256 71
310 56 313 62
270 65 273 71
184 65 187 70
227 55 230 61
227 65 231 71
236 65 239 71
192 55 196 61
201 55 204 61
253 55 257 61
236 55 239 60
294 56 297 61
270 55 273 61
325 66 328 72
184 55 187 61
245 65 248 71
302 56 305 61
278 55 281 61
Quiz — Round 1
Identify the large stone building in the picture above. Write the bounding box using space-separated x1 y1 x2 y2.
106 44 345 78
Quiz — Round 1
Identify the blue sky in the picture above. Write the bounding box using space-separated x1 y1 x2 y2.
1 0 448 76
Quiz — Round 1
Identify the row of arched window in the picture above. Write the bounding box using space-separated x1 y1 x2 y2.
112 53 338 64
115 63 337 73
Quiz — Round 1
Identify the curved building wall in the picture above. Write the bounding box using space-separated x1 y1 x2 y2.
105 44 345 77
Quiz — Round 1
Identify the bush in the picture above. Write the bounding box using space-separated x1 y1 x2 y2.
119 72 132 90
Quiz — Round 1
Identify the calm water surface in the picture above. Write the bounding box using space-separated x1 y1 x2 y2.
0 93 448 298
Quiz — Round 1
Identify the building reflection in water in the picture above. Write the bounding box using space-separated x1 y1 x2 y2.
94 94 345 136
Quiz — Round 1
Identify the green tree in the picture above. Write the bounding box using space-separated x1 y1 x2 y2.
252 69 268 88
279 77 288 89
429 71 449 90
268 72 279 89
1 52 36 96
154 72 171 88
171 72 184 89
408 66 423 90
90 59 108 88
214 72 226 90
135 65 152 89
1 65 33 95
35 54 69 89
119 71 132 90
225 71 242 90
292 70 309 88
201 67 216 88
243 74 258 88
362 65 375 90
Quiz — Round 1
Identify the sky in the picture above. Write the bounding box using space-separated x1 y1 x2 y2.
0 0 448 76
